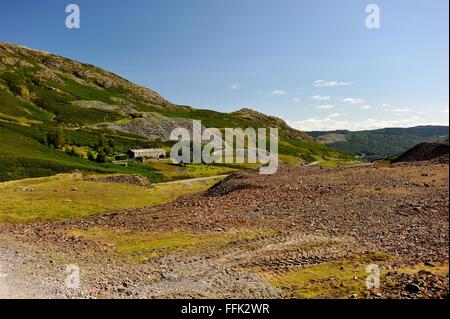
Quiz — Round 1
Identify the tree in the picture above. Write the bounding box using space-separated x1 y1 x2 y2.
57 127 65 149
46 128 65 149
87 151 96 161
100 135 107 148
46 132 58 148
104 145 113 155
69 147 80 157
96 150 107 163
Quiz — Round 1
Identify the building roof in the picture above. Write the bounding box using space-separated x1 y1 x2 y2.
130 148 165 153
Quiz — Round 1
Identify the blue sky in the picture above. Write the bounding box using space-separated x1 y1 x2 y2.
1 0 448 130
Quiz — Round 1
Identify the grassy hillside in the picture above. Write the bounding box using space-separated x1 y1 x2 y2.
0 173 223 223
0 124 164 182
0 42 359 181
308 126 449 161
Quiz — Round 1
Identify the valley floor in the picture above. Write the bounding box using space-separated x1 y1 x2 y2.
0 162 448 299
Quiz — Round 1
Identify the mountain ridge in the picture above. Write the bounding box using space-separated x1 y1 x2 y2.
0 41 313 140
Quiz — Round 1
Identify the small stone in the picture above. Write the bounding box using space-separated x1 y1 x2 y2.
418 270 432 276
162 274 178 282
405 283 421 293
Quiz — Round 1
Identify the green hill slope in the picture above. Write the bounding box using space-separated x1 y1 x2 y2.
0 124 164 182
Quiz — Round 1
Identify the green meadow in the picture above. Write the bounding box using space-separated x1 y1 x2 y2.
0 173 223 223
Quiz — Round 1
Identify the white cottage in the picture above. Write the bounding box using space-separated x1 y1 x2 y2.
130 148 166 159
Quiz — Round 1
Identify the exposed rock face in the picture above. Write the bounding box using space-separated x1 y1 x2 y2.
316 133 348 144
72 100 119 112
97 113 229 142
99 115 196 141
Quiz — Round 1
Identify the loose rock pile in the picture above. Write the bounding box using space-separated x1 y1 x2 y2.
84 175 152 188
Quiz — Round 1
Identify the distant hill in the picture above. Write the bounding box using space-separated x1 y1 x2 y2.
0 42 358 181
307 126 449 161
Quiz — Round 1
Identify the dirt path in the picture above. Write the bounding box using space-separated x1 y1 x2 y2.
0 237 49 298
0 229 283 299
155 175 228 186
305 161 374 167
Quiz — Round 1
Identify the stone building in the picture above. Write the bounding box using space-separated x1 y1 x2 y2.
129 148 166 159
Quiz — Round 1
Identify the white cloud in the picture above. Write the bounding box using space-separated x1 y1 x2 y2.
392 108 412 113
380 103 392 111
271 90 287 96
287 116 448 131
292 97 300 103
317 104 335 109
442 109 449 114
361 105 372 110
230 83 241 90
381 105 415 113
328 113 340 118
313 80 353 88
249 70 262 76
311 95 331 101
342 97 364 104
417 111 426 115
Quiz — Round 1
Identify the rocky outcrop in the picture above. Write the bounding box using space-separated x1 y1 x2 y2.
98 115 196 141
